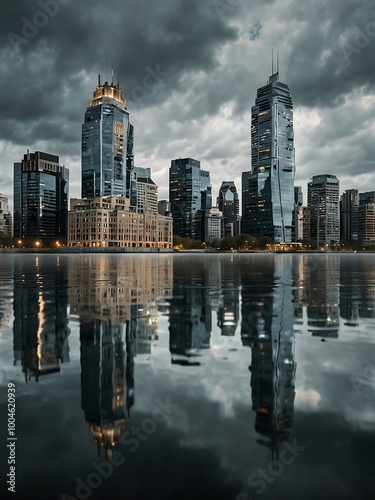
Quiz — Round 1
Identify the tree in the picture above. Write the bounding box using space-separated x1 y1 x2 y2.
255 236 273 249
220 236 238 250
173 235 183 248
237 234 257 249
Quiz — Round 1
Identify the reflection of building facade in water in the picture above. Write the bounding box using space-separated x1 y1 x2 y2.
80 319 134 456
13 256 70 383
240 256 296 454
168 256 241 362
292 255 340 338
339 256 375 321
169 258 213 364
68 255 173 452
217 258 240 336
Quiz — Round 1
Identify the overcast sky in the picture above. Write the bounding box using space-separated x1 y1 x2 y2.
1 0 375 209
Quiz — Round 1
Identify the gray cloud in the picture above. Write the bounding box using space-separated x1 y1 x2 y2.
0 0 375 207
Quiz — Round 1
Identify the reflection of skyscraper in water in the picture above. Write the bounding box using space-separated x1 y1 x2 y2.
13 256 70 383
240 256 296 455
80 319 134 456
217 257 240 336
339 257 360 325
169 258 212 365
132 304 159 356
70 255 172 452
307 256 340 338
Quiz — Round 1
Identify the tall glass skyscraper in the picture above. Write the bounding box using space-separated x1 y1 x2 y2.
13 151 69 243
82 77 134 199
217 181 240 237
242 72 295 242
169 158 212 240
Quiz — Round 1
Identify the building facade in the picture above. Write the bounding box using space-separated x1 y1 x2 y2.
242 72 296 242
307 174 340 246
340 189 359 246
81 77 134 199
13 151 69 243
169 158 212 240
358 203 375 246
0 195 12 237
158 200 171 217
217 181 240 237
132 167 158 215
68 197 172 249
204 207 223 242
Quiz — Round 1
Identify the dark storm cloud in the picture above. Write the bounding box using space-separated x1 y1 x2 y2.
0 0 239 144
285 0 375 109
0 0 375 203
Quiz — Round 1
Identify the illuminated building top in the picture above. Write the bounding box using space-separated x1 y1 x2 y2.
89 79 126 110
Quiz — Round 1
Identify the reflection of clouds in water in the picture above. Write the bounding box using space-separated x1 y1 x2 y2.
296 389 321 408
344 406 375 431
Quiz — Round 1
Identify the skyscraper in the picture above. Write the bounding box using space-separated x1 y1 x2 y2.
132 167 158 215
13 151 69 243
217 181 240 237
81 77 134 199
308 174 340 246
169 158 212 240
242 72 295 242
340 189 359 246
0 194 12 238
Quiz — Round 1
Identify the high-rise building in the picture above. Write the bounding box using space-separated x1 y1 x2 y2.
204 207 223 242
340 189 359 246
169 158 212 240
294 186 303 206
217 181 240 237
13 151 69 243
307 174 340 246
292 186 303 241
301 206 311 242
358 204 375 247
81 77 134 199
132 167 158 215
0 194 12 238
242 72 295 242
158 200 171 217
357 193 375 247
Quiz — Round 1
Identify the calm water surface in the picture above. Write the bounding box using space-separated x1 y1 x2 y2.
0 253 374 500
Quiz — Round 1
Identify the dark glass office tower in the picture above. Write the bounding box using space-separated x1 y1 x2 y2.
13 151 69 243
308 174 340 246
82 77 134 199
242 72 295 242
169 158 212 239
217 181 240 237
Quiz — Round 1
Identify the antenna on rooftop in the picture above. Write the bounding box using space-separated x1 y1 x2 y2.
111 65 114 85
277 51 280 77
272 48 274 74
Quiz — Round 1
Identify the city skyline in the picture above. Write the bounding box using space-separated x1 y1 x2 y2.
1 0 374 210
